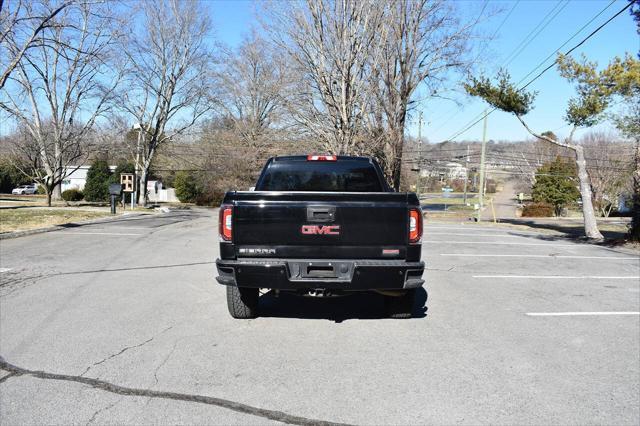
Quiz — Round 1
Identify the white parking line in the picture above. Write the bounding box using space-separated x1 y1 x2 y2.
83 226 152 230
526 312 640 316
426 241 576 247
427 232 523 237
61 232 142 236
424 225 538 233
0 268 12 273
441 254 639 260
473 275 639 279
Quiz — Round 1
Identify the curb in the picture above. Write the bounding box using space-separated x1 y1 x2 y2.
0 212 151 241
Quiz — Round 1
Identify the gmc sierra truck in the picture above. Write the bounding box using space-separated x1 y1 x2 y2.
215 155 425 319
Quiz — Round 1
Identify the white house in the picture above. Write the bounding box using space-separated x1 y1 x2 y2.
146 179 179 203
61 165 116 192
61 166 178 202
420 161 468 180
444 162 467 180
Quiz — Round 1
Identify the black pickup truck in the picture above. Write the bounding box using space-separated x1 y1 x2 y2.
216 155 424 319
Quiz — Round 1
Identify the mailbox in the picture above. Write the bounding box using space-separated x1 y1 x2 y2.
109 183 122 195
120 173 135 192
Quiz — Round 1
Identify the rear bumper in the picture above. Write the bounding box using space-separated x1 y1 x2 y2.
215 258 425 290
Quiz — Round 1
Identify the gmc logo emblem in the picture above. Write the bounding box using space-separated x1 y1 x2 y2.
301 225 340 235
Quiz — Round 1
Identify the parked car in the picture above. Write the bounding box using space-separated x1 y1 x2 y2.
216 155 425 319
11 184 38 195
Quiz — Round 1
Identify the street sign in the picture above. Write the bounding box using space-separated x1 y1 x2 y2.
121 173 134 192
108 184 122 215
108 183 122 195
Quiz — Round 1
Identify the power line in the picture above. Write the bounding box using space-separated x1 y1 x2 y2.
428 0 556 137
502 0 570 68
439 0 633 144
514 0 617 87
427 0 524 133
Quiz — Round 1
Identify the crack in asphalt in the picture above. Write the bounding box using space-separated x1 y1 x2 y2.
0 356 352 426
81 326 173 377
48 261 215 277
0 371 21 384
0 268 54 298
153 342 178 387
86 399 120 425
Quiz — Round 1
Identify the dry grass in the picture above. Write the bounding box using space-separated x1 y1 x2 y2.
0 208 110 233
0 195 48 206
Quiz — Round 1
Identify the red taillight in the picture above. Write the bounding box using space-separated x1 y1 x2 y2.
307 154 337 161
219 205 232 241
408 208 422 244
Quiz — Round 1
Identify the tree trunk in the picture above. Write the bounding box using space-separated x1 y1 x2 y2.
390 116 406 191
574 146 603 240
135 175 141 205
514 116 604 240
140 169 149 207
630 139 640 241
52 182 62 201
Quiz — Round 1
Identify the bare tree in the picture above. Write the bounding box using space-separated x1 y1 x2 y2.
213 32 287 153
0 0 77 89
582 131 634 217
373 0 479 190
119 0 212 206
265 0 384 154
504 132 571 189
0 1 123 206
465 55 639 240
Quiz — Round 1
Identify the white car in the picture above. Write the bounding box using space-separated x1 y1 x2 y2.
11 184 38 195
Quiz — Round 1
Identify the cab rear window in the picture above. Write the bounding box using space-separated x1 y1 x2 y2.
257 161 383 192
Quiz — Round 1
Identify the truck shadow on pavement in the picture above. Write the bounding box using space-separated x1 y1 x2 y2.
257 288 428 323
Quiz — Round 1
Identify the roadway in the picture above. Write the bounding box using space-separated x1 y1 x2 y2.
0 209 638 424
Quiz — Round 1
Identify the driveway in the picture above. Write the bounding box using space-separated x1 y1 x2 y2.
482 178 519 221
1 209 638 424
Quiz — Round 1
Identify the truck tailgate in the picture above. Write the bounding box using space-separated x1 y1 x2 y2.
230 191 410 258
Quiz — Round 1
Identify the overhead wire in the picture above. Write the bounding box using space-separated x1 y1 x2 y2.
502 0 571 68
428 0 522 133
428 0 559 137
435 0 633 144
514 0 617 87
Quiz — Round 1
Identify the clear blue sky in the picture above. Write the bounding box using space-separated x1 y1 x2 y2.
208 0 639 143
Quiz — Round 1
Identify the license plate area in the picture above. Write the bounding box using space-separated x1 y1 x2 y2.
306 265 335 278
287 261 354 281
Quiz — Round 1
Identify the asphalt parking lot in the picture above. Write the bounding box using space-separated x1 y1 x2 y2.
0 208 638 425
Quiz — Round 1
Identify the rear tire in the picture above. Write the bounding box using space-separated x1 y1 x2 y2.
226 286 259 319
384 289 416 319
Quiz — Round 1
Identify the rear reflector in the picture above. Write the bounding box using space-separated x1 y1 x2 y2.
307 155 337 161
219 205 232 241
408 208 422 244
382 249 400 255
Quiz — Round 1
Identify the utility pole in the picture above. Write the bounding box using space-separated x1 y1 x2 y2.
477 109 488 222
417 111 423 192
463 144 469 205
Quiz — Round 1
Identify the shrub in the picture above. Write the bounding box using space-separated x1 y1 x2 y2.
485 179 497 194
83 160 112 202
0 159 29 193
174 171 202 203
62 188 84 202
450 179 466 192
532 157 580 216
522 202 554 217
36 185 46 195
